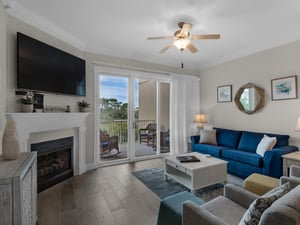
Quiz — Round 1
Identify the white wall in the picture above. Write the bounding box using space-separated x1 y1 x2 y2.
0 2 7 154
4 15 197 165
199 40 300 147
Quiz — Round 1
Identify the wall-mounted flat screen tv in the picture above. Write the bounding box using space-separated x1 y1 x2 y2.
17 32 86 96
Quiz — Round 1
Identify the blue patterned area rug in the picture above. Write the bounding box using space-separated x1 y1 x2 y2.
132 167 226 201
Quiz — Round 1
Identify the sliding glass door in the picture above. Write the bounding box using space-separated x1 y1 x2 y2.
135 79 170 158
99 75 129 162
96 69 170 164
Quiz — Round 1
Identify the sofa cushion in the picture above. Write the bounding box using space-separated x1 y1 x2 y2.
221 149 263 167
238 131 289 153
238 131 264 153
193 144 226 158
214 128 242 149
199 129 217 145
267 133 289 148
256 135 277 157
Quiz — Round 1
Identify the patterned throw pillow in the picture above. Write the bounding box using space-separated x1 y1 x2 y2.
199 129 217 145
239 182 290 225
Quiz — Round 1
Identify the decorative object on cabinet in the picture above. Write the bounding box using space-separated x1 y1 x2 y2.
21 93 34 112
78 100 90 112
217 85 232 102
0 152 37 225
271 75 297 100
2 121 20 160
234 83 265 114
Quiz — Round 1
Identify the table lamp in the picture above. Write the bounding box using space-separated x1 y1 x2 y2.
296 116 300 130
193 113 207 134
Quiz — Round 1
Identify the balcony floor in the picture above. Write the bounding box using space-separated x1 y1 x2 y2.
99 142 169 161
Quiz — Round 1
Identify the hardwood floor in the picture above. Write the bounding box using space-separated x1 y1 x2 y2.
37 158 164 225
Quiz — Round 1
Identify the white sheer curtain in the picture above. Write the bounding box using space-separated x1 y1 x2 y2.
170 74 200 154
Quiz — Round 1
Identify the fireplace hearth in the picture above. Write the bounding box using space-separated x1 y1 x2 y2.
31 136 73 192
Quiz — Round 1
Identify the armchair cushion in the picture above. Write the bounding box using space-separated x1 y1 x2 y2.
183 184 257 225
202 196 246 225
260 184 300 225
239 182 290 225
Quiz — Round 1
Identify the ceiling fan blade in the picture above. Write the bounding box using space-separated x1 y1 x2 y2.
160 42 174 53
191 34 221 40
186 42 198 53
147 36 173 40
180 23 192 36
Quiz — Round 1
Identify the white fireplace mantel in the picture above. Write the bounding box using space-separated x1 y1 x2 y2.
5 113 89 175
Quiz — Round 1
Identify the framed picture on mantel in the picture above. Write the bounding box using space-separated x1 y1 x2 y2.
217 85 232 102
271 75 297 101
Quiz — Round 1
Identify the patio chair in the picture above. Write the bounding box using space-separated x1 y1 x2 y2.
139 123 156 145
100 130 120 157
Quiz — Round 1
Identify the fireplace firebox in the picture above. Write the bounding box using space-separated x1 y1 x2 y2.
31 137 73 192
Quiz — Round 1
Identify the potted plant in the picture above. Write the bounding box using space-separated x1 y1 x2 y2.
21 95 34 112
78 100 90 112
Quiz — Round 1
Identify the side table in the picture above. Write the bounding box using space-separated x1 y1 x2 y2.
282 151 300 176
0 152 37 225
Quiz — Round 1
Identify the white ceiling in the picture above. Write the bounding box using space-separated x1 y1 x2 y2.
4 0 300 72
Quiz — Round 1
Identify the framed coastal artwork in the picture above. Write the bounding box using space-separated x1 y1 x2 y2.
217 85 232 102
271 75 297 100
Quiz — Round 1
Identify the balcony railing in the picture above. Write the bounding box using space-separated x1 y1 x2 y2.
100 120 155 143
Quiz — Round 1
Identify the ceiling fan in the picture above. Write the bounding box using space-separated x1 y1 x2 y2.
147 22 221 53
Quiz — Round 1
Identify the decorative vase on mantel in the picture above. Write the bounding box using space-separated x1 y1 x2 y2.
78 100 90 113
21 103 33 113
2 121 20 160
20 94 34 113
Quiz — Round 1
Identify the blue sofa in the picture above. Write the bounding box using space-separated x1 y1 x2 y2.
191 128 298 178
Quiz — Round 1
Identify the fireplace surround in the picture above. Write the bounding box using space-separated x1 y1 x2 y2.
5 113 89 176
32 137 73 192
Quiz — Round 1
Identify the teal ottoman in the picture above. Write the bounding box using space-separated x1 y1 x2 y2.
156 191 204 225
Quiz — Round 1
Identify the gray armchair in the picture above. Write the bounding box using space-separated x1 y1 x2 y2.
183 166 300 225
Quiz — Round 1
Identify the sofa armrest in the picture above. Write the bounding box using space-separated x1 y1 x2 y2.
263 146 298 178
224 184 258 208
191 135 200 151
183 201 228 225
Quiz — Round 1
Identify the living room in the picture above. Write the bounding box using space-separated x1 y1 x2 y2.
1 1 300 225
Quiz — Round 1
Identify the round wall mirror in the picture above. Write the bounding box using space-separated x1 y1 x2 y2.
234 83 265 114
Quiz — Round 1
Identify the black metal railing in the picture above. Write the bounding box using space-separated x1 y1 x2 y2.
100 120 155 143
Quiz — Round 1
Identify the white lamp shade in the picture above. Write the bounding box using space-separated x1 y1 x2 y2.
193 113 207 123
296 116 300 130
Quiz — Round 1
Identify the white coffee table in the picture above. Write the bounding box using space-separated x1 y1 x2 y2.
165 152 227 192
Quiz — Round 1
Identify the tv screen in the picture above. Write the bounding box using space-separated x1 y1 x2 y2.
17 32 86 96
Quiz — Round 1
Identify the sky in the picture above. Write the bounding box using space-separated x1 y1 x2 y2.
99 76 139 106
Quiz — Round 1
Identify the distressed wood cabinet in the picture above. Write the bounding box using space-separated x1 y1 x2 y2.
0 152 37 225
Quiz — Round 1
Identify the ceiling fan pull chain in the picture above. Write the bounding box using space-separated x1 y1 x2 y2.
181 51 184 69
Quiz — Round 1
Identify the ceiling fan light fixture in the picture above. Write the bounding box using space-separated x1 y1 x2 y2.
173 39 190 51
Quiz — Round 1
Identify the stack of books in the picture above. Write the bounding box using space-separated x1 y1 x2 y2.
176 155 201 163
